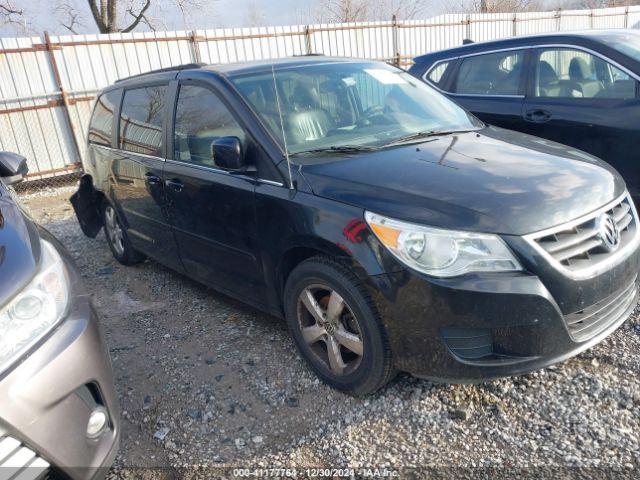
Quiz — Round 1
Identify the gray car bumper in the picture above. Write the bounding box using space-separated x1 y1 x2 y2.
0 238 120 480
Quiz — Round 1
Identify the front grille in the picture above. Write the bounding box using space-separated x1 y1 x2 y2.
565 276 638 342
0 427 49 480
526 194 638 277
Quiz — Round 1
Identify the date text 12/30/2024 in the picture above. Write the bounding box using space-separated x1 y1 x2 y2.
232 468 399 477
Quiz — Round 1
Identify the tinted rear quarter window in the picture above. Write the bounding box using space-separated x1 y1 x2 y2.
426 61 451 88
88 90 119 146
119 85 167 156
455 50 524 95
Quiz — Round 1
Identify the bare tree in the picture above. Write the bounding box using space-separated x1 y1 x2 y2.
444 0 540 13
372 0 429 19
55 2 85 34
553 0 638 8
478 0 539 12
51 0 214 34
315 0 428 23
245 2 267 27
314 0 370 22
0 0 24 26
85 0 152 33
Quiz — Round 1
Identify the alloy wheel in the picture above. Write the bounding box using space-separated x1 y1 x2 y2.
296 284 364 376
105 205 125 256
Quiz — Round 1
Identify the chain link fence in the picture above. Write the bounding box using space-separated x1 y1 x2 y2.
2 5 639 193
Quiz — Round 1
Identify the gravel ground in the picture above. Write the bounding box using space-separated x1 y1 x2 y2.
19 188 640 479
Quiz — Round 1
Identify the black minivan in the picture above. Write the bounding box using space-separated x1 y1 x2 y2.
73 57 640 395
409 29 640 202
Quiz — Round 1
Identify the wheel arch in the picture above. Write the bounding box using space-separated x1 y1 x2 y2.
275 236 369 302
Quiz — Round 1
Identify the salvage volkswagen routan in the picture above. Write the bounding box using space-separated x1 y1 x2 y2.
72 57 640 396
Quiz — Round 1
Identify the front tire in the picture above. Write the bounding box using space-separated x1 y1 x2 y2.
102 201 145 266
284 256 395 396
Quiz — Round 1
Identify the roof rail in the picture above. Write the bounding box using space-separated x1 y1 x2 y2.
462 39 474 45
115 63 207 83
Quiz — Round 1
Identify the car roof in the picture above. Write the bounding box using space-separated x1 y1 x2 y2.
412 29 640 63
103 55 379 92
202 55 370 76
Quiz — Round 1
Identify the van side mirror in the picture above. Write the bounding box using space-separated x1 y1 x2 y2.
0 152 28 186
211 137 245 171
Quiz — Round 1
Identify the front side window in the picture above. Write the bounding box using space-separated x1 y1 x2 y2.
231 62 480 158
455 50 524 96
119 85 167 156
534 48 637 99
173 85 246 167
89 90 119 146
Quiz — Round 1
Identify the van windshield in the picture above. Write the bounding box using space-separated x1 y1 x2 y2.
231 61 481 156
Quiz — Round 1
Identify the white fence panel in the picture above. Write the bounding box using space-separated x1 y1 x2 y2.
1 6 640 184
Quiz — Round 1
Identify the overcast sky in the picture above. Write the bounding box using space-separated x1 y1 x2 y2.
1 0 574 37
2 0 321 37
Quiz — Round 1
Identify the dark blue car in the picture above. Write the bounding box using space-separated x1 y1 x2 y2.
409 29 640 202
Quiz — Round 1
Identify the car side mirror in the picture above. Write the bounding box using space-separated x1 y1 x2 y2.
0 152 28 186
211 136 245 171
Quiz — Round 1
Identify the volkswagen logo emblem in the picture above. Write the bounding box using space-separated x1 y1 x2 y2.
596 213 621 253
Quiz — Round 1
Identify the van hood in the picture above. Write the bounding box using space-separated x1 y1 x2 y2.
0 184 40 305
298 126 625 236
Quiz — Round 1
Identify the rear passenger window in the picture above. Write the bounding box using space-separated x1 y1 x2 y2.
455 50 524 96
534 48 637 99
173 85 246 168
426 61 451 88
119 85 167 156
88 90 119 146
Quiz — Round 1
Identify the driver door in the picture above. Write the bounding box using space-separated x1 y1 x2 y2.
162 80 266 304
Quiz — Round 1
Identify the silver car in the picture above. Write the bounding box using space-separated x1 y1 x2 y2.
0 152 120 480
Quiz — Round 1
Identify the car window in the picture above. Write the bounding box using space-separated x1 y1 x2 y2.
455 50 524 96
534 48 637 99
88 90 119 146
119 85 167 156
426 61 451 88
173 85 246 168
231 62 480 157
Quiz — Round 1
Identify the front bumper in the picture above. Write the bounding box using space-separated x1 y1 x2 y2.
371 242 640 382
0 234 119 480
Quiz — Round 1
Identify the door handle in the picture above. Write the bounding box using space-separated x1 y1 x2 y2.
524 109 552 123
165 178 184 192
145 172 162 185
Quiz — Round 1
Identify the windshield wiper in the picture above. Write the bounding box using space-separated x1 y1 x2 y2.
290 145 381 156
384 129 476 147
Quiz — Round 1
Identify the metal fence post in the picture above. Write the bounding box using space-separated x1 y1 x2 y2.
190 30 202 63
590 10 594 29
304 26 312 55
556 9 562 31
512 13 518 37
43 31 83 165
466 14 472 41
625 6 629 28
391 15 400 67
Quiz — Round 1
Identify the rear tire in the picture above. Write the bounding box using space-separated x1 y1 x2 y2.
102 201 145 266
283 256 395 396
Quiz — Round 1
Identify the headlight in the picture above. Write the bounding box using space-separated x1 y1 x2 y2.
0 239 70 375
365 211 522 277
